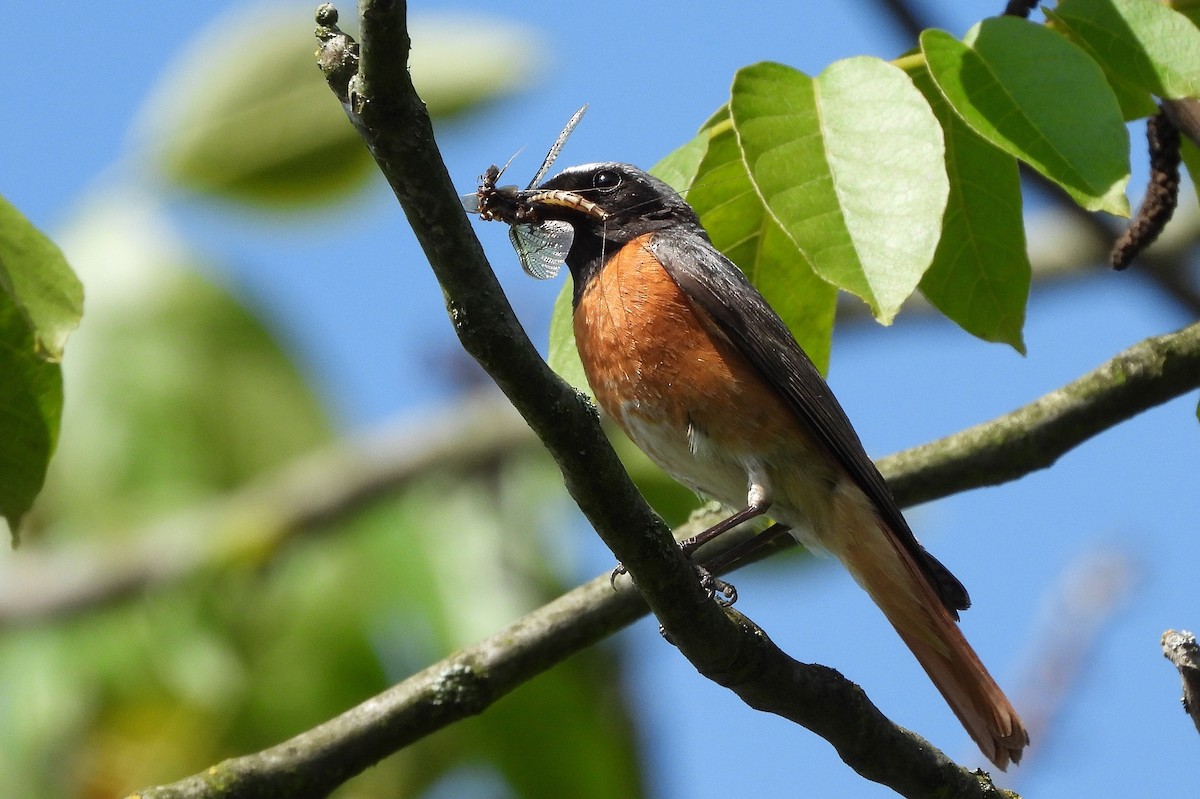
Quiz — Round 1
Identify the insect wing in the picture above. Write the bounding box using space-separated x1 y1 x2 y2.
509 221 574 280
527 104 587 189
461 191 482 214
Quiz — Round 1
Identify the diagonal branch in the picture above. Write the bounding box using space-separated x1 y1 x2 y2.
124 4 1200 798
881 321 1200 508
0 392 534 625
125 573 651 799
14 319 1200 627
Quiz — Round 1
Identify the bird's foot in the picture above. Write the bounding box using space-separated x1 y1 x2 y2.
695 564 738 607
609 557 737 606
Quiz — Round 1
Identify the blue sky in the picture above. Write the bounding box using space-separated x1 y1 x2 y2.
6 1 1200 797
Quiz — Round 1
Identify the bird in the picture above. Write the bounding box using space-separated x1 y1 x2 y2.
497 160 1029 769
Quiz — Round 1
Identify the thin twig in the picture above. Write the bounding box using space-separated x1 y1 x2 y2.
1004 549 1140 765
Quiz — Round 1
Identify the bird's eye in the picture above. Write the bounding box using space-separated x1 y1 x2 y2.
592 169 621 190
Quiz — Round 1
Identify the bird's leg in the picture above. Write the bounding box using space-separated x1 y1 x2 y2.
699 522 792 574
613 473 771 607
678 502 768 556
679 475 772 557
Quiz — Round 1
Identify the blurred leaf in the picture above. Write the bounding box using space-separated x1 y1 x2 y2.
0 196 83 361
0 294 62 539
910 67 1030 352
483 653 644 799
1048 0 1200 100
39 192 331 534
139 6 537 206
407 16 537 118
730 59 948 323
921 20 1130 215
376 471 645 799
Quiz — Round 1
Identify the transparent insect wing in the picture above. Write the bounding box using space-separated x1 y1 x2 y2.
461 191 482 214
527 104 587 189
510 221 574 280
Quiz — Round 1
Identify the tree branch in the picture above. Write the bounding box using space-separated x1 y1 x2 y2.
0 392 533 625
125 574 649 799
880 321 1200 508
15 314 1200 627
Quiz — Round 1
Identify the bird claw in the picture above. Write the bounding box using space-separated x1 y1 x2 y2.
658 565 738 644
695 565 738 607
609 557 737 607
609 561 737 606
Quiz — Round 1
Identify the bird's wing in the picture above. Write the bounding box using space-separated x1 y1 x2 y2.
648 228 970 614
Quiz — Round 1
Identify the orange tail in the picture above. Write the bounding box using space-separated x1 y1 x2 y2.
828 486 1029 769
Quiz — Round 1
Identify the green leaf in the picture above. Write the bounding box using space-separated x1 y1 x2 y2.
730 59 949 323
484 654 645 799
651 128 712 193
684 121 837 372
1180 135 1200 194
38 195 332 533
909 68 1030 352
0 196 83 362
139 8 537 205
922 20 1130 215
1049 0 1200 101
547 278 590 395
0 197 78 540
0 291 62 539
387 481 646 798
1104 71 1163 122
1169 0 1200 29
1042 2 1160 121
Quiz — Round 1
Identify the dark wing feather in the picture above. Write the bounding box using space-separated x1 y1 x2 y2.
648 229 970 615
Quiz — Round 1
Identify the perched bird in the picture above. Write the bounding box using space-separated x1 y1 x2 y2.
476 160 1029 769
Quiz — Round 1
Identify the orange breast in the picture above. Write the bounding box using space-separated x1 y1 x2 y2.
572 233 804 463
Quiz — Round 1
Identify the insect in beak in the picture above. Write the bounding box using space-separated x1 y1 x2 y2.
462 105 594 280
